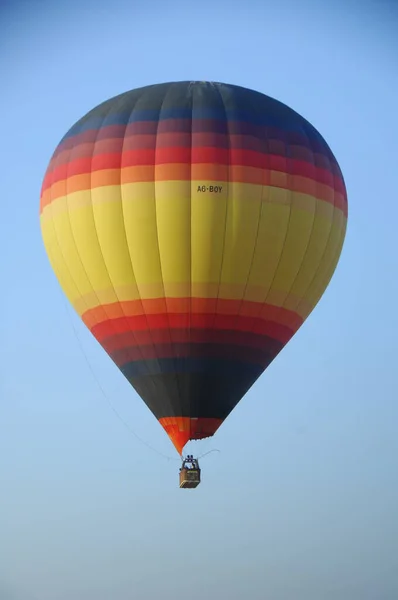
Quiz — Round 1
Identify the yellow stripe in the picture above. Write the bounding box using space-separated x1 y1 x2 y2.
155 180 192 299
298 213 347 318
122 180 164 299
42 181 338 218
191 183 228 299
40 180 346 321
282 200 334 311
41 211 84 311
89 186 141 302
50 194 103 301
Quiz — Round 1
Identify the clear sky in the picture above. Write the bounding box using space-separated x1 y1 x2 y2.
1 1 398 599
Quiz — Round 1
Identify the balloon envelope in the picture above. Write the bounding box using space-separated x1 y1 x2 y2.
40 81 347 454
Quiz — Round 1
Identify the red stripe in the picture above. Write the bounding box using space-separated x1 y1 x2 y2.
81 298 304 332
48 131 340 174
89 313 295 345
42 148 343 193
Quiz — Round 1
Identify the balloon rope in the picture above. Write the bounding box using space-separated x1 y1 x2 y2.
197 449 221 460
60 293 179 462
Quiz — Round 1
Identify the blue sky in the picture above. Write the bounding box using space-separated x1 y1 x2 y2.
1 1 398 598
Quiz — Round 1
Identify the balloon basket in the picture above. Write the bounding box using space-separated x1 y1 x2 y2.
179 455 201 489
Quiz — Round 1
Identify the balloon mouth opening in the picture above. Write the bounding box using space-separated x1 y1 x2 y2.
158 417 224 455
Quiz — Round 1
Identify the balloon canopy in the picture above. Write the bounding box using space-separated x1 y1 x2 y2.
40 81 347 455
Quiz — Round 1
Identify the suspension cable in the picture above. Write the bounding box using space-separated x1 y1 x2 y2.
58 289 179 462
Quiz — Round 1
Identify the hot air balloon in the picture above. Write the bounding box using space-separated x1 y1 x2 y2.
40 81 347 487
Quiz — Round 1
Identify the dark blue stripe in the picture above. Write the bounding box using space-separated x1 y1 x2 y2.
120 357 264 378
63 109 316 137
60 116 331 158
62 109 322 142
58 82 337 163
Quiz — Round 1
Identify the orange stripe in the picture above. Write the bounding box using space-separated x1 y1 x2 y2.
40 166 345 213
43 149 340 190
159 417 223 454
81 298 303 332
